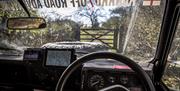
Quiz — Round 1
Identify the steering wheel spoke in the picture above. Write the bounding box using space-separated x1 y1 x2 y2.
98 84 130 91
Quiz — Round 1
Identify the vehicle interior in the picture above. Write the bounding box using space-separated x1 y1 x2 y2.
0 0 179 91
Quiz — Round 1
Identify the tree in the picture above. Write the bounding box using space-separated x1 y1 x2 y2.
125 6 162 60
102 16 120 29
0 1 41 48
73 4 107 28
43 19 80 44
102 7 132 53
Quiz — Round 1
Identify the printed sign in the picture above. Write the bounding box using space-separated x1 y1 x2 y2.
23 0 137 9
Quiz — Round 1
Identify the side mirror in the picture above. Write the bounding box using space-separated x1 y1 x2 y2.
7 17 46 30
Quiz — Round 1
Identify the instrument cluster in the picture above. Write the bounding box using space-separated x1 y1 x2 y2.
81 61 153 91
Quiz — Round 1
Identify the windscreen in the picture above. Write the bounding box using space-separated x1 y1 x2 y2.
0 0 164 62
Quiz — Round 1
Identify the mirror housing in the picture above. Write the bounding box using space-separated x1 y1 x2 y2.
7 17 46 30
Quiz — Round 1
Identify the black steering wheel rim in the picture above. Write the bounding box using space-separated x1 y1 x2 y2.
55 52 156 91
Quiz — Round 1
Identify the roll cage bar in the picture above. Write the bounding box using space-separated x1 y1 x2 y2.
17 0 31 17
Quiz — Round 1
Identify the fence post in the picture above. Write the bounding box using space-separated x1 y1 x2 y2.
74 25 80 41
117 26 127 53
113 29 118 50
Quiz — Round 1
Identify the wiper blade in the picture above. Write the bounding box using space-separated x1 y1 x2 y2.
0 49 23 56
0 40 23 51
0 47 16 50
0 53 22 56
0 48 23 56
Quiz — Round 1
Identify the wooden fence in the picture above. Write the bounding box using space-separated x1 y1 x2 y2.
80 28 118 50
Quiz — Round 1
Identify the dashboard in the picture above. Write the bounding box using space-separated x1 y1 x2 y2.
0 48 154 91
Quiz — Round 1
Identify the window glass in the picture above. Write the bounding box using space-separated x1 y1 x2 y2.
162 16 180 91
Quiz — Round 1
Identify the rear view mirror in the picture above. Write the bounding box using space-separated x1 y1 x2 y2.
7 17 46 30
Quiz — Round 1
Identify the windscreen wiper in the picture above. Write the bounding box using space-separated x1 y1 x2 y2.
0 46 22 57
0 47 23 56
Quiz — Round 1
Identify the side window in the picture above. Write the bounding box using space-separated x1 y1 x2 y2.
162 18 180 90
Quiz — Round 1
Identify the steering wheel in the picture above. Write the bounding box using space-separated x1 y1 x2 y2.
55 52 156 91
